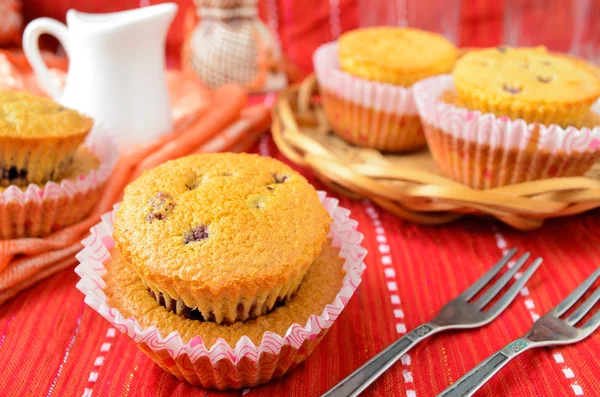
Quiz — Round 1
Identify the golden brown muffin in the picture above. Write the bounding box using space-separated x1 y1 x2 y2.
453 46 600 127
105 239 344 347
0 146 100 192
0 90 93 186
338 27 458 86
114 153 331 325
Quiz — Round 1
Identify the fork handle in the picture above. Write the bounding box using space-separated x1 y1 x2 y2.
322 322 440 397
437 338 532 397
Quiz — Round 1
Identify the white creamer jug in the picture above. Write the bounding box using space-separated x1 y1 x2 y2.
23 3 178 147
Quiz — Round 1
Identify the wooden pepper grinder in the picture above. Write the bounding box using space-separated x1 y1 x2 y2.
186 0 287 92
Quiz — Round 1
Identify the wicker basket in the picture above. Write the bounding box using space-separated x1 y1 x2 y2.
272 75 600 230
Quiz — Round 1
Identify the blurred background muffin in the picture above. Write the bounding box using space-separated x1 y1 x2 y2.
314 27 458 153
414 47 600 189
0 90 93 186
453 46 600 128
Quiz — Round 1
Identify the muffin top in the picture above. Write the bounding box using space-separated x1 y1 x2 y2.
0 90 93 138
338 27 458 86
114 153 331 298
453 46 600 105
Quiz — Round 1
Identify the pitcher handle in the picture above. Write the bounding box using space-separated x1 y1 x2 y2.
23 18 69 100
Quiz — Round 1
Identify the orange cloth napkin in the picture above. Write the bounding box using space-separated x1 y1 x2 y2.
0 52 272 304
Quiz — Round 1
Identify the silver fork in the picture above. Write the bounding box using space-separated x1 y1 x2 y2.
322 249 542 397
439 268 600 397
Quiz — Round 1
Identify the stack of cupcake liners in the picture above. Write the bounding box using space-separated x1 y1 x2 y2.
75 191 367 389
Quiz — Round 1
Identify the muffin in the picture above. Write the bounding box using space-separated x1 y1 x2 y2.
0 128 117 239
453 46 600 128
414 73 600 189
114 153 331 325
105 240 345 353
314 28 458 152
0 90 93 186
77 187 366 389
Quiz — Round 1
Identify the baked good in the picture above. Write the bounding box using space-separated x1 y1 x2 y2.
314 28 458 153
76 186 365 389
105 240 344 348
0 90 93 186
339 27 458 86
453 46 600 127
0 144 111 239
414 74 600 189
114 153 331 325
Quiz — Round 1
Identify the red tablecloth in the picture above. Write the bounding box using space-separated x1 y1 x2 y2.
3 1 600 395
0 133 599 396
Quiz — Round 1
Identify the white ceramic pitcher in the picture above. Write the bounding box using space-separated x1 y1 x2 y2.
23 3 178 147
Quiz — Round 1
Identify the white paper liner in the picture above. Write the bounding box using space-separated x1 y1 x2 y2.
413 75 600 154
74 191 367 388
313 41 417 115
0 126 118 238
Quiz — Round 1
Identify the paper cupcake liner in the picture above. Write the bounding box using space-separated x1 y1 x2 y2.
313 42 425 152
0 126 118 238
75 191 367 390
414 75 600 189
0 134 87 187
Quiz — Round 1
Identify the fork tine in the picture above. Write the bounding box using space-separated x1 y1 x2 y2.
486 258 542 317
473 253 531 309
554 268 600 317
566 286 600 325
461 248 518 301
582 308 600 333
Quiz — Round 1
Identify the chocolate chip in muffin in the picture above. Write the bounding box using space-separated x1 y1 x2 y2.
184 170 200 190
184 225 209 244
7 166 19 180
150 288 294 323
266 186 274 191
181 305 205 321
1 165 28 183
537 75 552 83
146 192 175 222
502 84 522 94
497 45 508 53
185 181 199 190
272 174 288 184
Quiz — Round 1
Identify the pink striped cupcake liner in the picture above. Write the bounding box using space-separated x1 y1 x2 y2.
413 75 600 189
313 42 426 152
0 127 118 238
75 191 367 389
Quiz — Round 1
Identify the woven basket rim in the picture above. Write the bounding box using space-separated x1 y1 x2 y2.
271 74 600 231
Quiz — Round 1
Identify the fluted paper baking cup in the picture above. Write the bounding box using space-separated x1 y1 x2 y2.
414 75 600 189
75 191 367 390
313 42 425 152
0 126 118 238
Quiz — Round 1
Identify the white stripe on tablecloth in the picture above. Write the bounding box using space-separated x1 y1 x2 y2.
364 202 417 397
81 326 117 397
492 225 584 395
